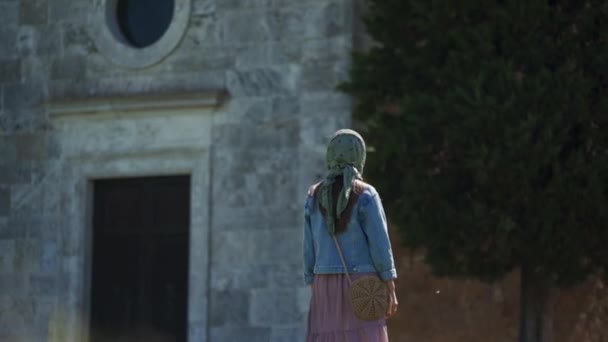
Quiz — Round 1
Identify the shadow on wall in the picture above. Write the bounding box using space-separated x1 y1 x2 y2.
386 226 607 342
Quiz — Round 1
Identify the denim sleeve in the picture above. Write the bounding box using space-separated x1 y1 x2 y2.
359 191 398 281
303 195 315 285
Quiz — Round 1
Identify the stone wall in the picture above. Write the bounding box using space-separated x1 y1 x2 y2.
0 0 355 341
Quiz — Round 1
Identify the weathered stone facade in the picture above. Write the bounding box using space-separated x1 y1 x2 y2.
4 1 605 342
0 0 357 341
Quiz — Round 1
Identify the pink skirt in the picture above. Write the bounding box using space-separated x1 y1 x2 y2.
306 273 389 342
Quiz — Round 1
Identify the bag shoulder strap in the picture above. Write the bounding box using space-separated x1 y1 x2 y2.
332 234 352 284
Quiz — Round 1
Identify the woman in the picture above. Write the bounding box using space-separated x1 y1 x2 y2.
303 129 399 341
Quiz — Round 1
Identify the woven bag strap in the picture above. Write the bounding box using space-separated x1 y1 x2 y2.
332 234 352 285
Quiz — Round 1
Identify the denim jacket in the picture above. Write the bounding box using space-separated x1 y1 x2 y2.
303 183 397 285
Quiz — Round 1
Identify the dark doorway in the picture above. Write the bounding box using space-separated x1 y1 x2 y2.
90 175 190 342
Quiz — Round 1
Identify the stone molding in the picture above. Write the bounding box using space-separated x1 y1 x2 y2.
89 0 191 68
48 99 215 342
46 90 227 118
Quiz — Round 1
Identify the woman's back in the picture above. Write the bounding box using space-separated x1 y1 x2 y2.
303 129 398 342
304 180 397 281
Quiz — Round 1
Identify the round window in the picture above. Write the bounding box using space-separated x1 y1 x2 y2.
90 0 190 68
116 0 175 48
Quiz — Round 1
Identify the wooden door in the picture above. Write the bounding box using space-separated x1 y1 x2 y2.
90 176 190 342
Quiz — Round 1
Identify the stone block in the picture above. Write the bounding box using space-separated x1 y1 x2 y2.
300 92 351 118
3 83 45 118
267 6 307 40
0 218 12 239
209 289 250 326
167 48 235 73
0 239 15 271
270 326 306 342
210 264 303 291
39 240 58 274
181 14 223 49
50 56 85 81
298 60 350 93
0 224 24 240
188 321 206 341
210 231 253 266
299 93 352 148
35 24 62 56
300 36 351 63
221 9 272 44
222 95 301 125
30 298 54 336
0 163 24 185
235 43 291 69
212 204 300 236
0 274 27 299
209 326 271 342
216 0 272 11
192 0 216 16
49 0 87 22
269 1 351 41
0 186 9 216
211 230 301 268
17 24 63 58
214 94 301 128
45 137 60 160
17 26 36 57
82 53 125 78
56 271 79 300
0 28 18 59
78 70 226 97
0 60 20 83
7 211 42 241
62 22 96 56
249 288 303 326
212 121 299 149
60 256 80 275
296 146 327 197
14 133 46 160
29 275 57 296
0 136 16 164
219 97 272 125
14 238 42 273
10 184 45 217
0 296 30 336
16 23 65 63
271 96 301 119
227 65 300 97
297 286 312 310
271 0 331 6
211 147 300 214
310 1 352 38
0 1 17 28
18 0 48 26
59 224 80 257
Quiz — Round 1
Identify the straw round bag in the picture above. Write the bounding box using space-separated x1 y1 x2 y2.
332 235 389 321
349 275 389 320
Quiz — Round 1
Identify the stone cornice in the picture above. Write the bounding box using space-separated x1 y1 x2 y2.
46 90 227 118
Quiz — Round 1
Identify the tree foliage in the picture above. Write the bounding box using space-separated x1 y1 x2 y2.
342 0 608 287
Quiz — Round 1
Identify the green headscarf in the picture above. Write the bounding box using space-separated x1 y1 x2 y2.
318 129 366 234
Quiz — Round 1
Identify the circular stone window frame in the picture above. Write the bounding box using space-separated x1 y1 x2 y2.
90 0 191 69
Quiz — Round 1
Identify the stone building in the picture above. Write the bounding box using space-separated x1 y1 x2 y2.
3 1 607 342
0 0 364 341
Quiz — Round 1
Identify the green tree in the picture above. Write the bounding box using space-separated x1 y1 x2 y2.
341 1 608 341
